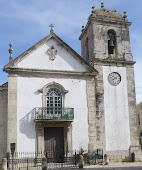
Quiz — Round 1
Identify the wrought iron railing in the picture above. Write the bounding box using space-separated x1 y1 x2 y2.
34 107 74 120
7 149 103 170
7 151 76 170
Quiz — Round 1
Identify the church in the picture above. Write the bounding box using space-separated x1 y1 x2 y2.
0 3 141 163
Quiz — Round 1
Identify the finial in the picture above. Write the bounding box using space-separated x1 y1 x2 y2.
81 25 85 32
49 24 54 33
9 42 13 62
101 2 104 8
123 11 127 20
92 6 95 13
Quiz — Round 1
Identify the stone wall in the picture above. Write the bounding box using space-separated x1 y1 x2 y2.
126 66 141 160
87 77 96 150
80 21 133 62
7 75 17 152
91 22 133 61
79 11 141 161
0 89 8 165
81 24 94 62
137 101 142 149
93 64 106 151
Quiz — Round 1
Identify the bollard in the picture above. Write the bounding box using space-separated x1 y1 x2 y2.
104 154 109 165
42 157 47 170
79 155 84 169
2 158 7 170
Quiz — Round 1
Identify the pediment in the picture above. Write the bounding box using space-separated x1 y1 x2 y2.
4 32 97 74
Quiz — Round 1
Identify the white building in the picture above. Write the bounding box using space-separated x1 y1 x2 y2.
0 4 141 163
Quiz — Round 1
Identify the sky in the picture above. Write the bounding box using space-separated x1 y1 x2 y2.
0 0 142 104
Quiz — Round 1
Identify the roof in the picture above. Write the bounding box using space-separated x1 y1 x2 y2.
0 82 8 90
4 32 98 74
79 7 131 40
137 101 142 109
95 8 123 21
0 82 8 87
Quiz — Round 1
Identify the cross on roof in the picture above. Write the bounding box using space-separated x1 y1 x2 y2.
49 24 54 33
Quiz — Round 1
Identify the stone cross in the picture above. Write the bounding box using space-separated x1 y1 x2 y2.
49 24 54 33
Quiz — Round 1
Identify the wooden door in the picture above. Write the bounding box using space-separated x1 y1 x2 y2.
44 127 64 162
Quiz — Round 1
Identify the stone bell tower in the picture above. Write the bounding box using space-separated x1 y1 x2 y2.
79 3 141 161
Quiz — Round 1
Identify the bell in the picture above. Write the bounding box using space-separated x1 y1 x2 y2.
109 40 115 47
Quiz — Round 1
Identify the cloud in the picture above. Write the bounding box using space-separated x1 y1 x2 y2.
0 1 89 35
0 0 142 104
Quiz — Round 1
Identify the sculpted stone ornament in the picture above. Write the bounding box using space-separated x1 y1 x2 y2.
9 42 13 62
48 46 57 60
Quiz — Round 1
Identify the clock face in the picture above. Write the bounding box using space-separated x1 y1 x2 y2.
108 72 121 86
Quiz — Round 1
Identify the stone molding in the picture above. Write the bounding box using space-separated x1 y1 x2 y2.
38 81 68 108
4 32 97 74
35 121 72 153
79 17 131 40
4 68 97 77
93 58 135 66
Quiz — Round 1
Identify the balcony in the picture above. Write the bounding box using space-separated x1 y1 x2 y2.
34 107 74 121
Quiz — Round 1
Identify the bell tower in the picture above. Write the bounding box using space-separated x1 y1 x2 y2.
79 3 141 161
79 3 133 62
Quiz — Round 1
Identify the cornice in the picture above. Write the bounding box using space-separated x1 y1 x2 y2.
79 16 131 40
93 58 136 66
4 68 97 77
0 86 8 90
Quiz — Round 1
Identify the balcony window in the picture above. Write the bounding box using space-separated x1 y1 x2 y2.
46 88 62 108
34 82 74 121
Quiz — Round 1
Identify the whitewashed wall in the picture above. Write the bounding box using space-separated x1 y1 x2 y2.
17 39 87 72
17 76 89 152
103 66 131 151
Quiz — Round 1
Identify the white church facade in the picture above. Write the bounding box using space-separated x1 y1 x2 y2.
0 4 141 163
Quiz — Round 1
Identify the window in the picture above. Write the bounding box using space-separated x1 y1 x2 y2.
39 82 68 108
108 30 116 55
38 82 68 118
46 88 62 108
85 37 89 61
46 88 62 116
138 114 140 125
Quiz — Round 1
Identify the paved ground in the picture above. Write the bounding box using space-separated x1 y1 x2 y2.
83 168 142 170
82 162 142 169
59 162 142 170
7 162 142 170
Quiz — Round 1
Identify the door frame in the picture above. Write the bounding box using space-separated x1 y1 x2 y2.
44 127 64 162
36 122 72 155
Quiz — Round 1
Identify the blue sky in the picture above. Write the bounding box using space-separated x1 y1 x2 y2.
0 0 142 103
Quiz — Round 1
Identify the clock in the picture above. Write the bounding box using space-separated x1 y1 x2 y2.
108 72 121 86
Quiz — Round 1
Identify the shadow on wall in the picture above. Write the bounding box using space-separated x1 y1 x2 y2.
19 109 35 139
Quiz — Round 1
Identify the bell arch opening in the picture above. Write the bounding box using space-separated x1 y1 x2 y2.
107 30 116 55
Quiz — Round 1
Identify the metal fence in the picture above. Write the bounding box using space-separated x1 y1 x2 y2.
7 151 76 170
83 149 103 165
7 149 103 169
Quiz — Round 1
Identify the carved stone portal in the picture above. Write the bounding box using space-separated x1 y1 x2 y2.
48 46 57 60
